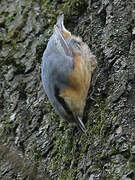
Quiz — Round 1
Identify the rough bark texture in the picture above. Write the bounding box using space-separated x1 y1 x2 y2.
0 0 135 179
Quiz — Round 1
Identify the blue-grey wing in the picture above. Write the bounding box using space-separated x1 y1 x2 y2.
41 40 74 120
41 35 74 97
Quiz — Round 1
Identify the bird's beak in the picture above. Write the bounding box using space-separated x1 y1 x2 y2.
53 14 73 57
54 14 65 39
74 115 86 133
54 14 71 38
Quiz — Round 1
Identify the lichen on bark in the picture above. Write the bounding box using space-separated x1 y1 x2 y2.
0 0 135 179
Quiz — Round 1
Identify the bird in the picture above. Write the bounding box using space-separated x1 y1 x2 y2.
41 14 97 133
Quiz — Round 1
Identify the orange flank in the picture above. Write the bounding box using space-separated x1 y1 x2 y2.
60 49 91 116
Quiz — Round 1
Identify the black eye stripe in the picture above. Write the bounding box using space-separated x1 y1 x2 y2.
54 85 73 116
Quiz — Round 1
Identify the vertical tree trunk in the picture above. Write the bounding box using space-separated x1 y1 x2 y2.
0 0 135 179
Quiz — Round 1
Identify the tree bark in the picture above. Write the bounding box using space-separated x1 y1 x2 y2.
0 0 135 179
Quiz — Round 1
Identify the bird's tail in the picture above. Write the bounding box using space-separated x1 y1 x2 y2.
53 14 73 57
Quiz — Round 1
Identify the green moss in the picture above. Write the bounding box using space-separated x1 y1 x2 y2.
48 111 58 122
33 146 42 162
46 119 78 178
60 0 88 15
1 117 13 138
44 101 52 112
128 161 135 169
45 98 106 178
87 99 106 134
6 16 26 48
5 14 14 25
37 0 88 28
1 110 12 126
46 98 107 178
128 155 135 177
93 161 102 169
112 174 121 180
59 169 76 180
110 146 118 155
78 99 107 154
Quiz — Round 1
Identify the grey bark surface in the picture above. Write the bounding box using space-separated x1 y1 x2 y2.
0 0 135 179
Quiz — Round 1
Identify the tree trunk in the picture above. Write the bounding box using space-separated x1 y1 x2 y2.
0 0 135 179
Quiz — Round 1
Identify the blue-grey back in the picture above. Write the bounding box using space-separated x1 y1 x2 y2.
41 34 74 104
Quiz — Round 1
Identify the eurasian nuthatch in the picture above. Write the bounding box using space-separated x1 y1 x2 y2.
41 15 97 133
